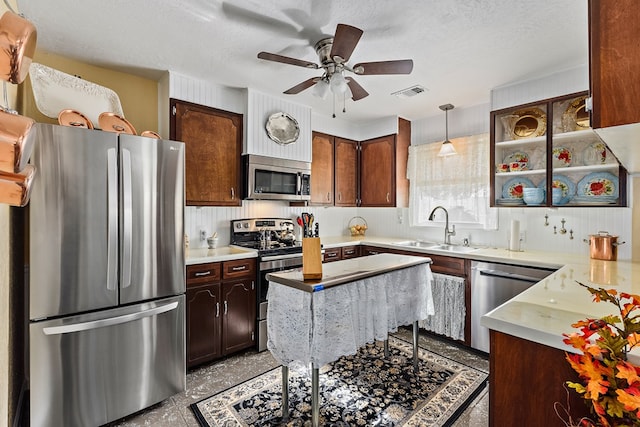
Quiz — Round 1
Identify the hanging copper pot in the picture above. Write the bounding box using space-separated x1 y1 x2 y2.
140 130 161 139
58 109 94 129
98 112 136 135
0 109 36 173
0 164 35 206
0 11 37 84
583 231 625 261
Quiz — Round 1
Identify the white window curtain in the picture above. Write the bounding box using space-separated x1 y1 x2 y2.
407 133 497 229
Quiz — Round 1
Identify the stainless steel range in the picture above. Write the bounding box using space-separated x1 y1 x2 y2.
231 218 302 352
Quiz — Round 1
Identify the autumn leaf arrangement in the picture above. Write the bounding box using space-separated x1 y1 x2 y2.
559 282 640 426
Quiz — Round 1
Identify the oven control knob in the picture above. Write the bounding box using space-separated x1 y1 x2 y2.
242 222 249 229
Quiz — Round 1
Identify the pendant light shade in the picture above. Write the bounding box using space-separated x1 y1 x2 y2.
312 78 330 99
437 103 457 157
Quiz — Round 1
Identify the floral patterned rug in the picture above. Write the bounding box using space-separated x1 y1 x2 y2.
191 336 487 426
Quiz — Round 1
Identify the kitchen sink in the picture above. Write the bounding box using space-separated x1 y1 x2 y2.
393 240 480 253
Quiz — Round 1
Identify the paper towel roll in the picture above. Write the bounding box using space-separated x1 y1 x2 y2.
509 220 520 251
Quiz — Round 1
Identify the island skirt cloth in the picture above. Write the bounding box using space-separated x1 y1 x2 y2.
267 262 434 367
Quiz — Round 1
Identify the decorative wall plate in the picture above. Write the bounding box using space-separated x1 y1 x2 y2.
552 146 572 168
502 177 535 199
577 172 618 198
562 95 590 132
265 112 300 145
510 107 546 139
30 63 124 129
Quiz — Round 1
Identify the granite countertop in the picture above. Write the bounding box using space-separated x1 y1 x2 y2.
265 253 430 292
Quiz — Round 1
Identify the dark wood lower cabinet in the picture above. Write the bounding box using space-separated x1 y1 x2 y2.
186 260 256 369
222 279 256 354
186 283 221 367
489 330 590 427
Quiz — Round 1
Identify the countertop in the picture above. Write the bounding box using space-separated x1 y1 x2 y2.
185 246 257 265
265 253 431 292
185 235 639 360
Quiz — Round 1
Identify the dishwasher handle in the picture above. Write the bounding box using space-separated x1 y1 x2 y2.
477 268 544 284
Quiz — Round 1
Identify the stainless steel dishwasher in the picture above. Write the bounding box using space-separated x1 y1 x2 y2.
470 261 556 353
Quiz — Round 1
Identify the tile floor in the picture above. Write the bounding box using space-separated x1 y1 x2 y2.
107 329 489 426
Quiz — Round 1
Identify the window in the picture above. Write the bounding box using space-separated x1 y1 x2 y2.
407 133 497 229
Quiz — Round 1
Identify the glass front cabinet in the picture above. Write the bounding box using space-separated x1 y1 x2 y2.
490 91 627 208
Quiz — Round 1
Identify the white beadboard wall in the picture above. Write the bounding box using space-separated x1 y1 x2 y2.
491 65 589 111
245 89 312 161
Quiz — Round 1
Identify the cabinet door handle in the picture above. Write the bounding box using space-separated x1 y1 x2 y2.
327 252 338 258
386 192 390 203
338 192 342 202
231 265 246 271
344 249 354 255
216 302 220 317
369 251 379 255
327 192 330 201
224 300 228 315
194 271 211 277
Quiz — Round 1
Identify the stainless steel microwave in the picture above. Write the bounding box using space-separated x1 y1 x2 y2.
244 155 311 201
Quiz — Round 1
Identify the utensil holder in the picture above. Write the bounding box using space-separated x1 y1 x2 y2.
302 237 322 280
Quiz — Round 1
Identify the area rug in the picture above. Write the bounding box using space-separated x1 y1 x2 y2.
191 336 488 426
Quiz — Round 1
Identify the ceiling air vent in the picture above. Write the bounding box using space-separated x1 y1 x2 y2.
392 85 427 99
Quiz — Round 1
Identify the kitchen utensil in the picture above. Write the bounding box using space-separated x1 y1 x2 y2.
0 164 35 206
583 231 625 261
0 11 37 84
58 109 94 129
98 112 137 135
0 109 37 173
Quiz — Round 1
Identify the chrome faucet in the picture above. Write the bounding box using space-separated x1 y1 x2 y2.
428 206 456 245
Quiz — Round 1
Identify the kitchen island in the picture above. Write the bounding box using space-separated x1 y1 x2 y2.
266 253 434 427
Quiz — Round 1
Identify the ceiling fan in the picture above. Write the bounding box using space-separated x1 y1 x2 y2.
257 23 414 101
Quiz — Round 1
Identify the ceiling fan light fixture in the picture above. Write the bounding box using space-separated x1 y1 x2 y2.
312 78 330 99
437 103 457 157
330 72 348 94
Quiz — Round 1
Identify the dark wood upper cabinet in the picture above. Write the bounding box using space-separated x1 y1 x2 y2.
310 132 334 206
170 98 243 206
589 0 640 128
360 134 396 207
334 137 358 207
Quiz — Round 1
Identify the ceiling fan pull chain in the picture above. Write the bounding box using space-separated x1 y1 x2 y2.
343 93 347 114
332 92 336 118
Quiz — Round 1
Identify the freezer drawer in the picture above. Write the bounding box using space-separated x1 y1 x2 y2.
29 295 185 427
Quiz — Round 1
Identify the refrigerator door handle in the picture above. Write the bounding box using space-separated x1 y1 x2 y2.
121 148 133 289
106 148 118 291
42 301 179 335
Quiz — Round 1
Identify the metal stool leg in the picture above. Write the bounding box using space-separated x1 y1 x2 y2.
413 321 419 373
281 365 289 420
383 339 389 357
312 365 320 427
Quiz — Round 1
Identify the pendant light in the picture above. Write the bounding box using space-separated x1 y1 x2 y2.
437 103 457 157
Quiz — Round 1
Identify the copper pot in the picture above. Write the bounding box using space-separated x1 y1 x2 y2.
0 164 35 206
0 109 36 173
0 11 37 84
584 231 625 261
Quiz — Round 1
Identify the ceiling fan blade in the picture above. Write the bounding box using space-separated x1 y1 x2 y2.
330 24 363 62
258 52 319 69
346 78 369 101
353 59 414 75
283 78 318 94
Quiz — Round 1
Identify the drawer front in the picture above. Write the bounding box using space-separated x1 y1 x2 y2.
222 258 256 280
341 245 359 259
187 263 221 285
430 255 466 276
323 247 341 263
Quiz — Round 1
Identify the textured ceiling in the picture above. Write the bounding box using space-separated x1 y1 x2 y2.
17 0 589 122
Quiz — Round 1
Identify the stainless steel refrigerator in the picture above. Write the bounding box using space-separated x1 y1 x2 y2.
28 124 186 427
